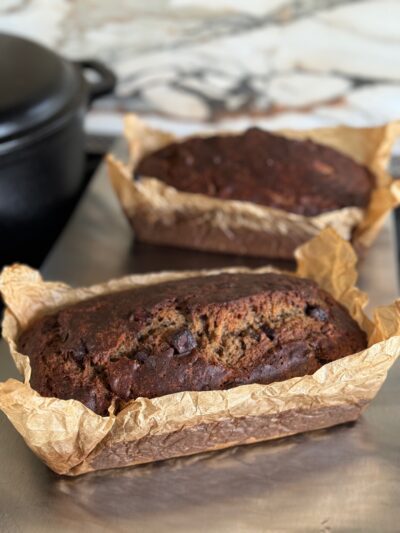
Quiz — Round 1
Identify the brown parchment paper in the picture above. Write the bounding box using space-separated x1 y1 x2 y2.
108 114 400 259
0 229 399 476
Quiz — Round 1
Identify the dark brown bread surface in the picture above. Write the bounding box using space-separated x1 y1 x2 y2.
136 128 374 216
18 273 367 416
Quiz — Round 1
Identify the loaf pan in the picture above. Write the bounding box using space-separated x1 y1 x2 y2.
0 229 399 475
108 116 400 259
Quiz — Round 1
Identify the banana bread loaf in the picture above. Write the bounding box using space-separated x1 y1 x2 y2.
135 128 374 216
18 272 367 415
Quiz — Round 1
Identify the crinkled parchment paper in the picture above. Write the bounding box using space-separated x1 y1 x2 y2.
0 229 399 476
108 114 400 259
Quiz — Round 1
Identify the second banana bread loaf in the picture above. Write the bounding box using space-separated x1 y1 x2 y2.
135 128 374 216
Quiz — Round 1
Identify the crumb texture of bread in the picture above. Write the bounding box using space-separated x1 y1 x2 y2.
18 273 367 415
136 128 373 216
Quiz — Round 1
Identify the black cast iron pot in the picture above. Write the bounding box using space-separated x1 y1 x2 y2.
0 33 116 266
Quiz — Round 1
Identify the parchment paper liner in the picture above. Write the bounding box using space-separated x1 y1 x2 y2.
108 115 400 259
0 229 399 476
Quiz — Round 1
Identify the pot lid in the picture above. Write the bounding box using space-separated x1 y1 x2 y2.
0 33 82 143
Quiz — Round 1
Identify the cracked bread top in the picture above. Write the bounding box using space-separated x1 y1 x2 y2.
18 272 367 415
135 128 374 216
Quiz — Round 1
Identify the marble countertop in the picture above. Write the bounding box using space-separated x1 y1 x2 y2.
1 0 400 137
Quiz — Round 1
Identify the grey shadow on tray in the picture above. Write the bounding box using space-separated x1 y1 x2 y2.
52 418 385 524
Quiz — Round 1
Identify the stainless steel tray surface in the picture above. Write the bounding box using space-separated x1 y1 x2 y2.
0 142 399 532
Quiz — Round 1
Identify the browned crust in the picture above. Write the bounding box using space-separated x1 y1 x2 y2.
135 129 373 216
18 271 366 415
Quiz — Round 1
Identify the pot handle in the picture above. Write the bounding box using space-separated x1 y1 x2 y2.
76 60 117 103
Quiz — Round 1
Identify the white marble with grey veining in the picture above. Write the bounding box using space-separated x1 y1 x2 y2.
1 0 400 136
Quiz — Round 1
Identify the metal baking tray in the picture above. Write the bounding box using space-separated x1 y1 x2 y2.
1 142 399 532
